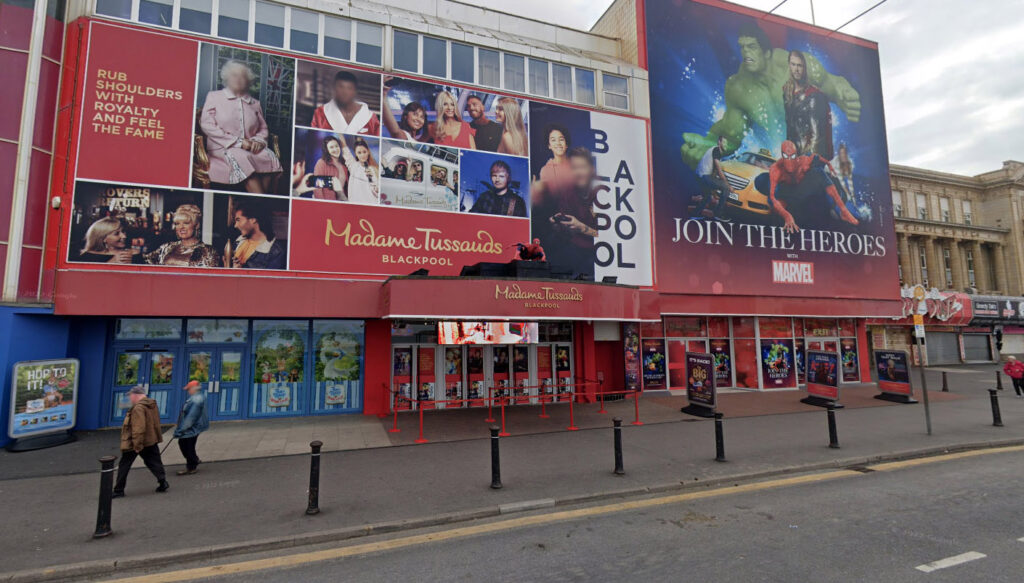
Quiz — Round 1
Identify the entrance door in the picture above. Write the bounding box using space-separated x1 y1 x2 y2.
187 348 246 420
489 345 512 402
110 348 180 423
441 346 465 409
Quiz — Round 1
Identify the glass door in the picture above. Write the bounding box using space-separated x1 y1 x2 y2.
442 346 465 409
187 348 246 420
490 345 512 402
511 345 532 404
466 346 486 406
392 346 414 410
110 348 180 423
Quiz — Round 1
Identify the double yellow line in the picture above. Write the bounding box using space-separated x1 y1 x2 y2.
101 444 1024 583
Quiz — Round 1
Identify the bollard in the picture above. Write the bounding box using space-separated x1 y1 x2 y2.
566 394 579 431
612 417 624 475
941 370 949 392
996 370 1004 391
631 390 644 426
306 440 323 515
714 412 726 462
485 387 496 423
498 397 510 437
538 393 550 419
989 389 1004 427
489 426 502 489
826 404 840 449
92 455 116 538
414 405 429 444
598 392 607 414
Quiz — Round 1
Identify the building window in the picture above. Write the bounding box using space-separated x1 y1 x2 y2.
449 42 474 83
354 21 382 65
574 68 596 105
478 48 500 88
323 15 351 61
139 0 173 27
504 53 525 93
943 248 952 288
552 63 572 101
253 1 284 47
217 0 249 42
179 0 212 34
918 244 928 287
603 74 629 110
529 58 549 97
896 246 904 284
966 250 976 287
940 197 950 222
422 36 447 78
392 30 418 73
891 190 903 217
289 8 319 55
916 193 928 220
97 0 132 19
962 200 973 225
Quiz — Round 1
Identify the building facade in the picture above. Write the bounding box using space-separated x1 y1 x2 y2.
2 0 902 447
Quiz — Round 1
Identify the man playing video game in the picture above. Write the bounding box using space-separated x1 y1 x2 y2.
766 140 859 233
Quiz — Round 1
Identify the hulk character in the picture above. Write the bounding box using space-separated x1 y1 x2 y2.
680 24 861 168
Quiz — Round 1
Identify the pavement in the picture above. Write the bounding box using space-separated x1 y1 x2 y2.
0 363 1016 581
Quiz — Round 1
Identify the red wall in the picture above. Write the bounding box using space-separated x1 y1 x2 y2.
594 340 625 393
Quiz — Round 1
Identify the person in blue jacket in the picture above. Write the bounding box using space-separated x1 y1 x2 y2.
173 380 210 475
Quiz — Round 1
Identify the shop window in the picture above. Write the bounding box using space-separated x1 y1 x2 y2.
186 319 248 343
96 0 132 19
450 42 474 83
312 320 364 412
354 21 382 65
574 68 595 105
760 338 797 388
758 317 793 338
289 7 319 55
733 339 758 388
529 58 549 97
663 316 706 337
217 0 249 42
323 15 352 61
391 321 439 344
603 73 629 110
708 317 730 337
837 319 857 337
552 63 572 101
504 53 525 93
189 351 211 382
392 30 418 73
423 36 447 78
114 318 182 340
254 1 284 48
478 48 500 88
731 317 756 338
840 338 859 382
139 0 173 27
539 322 573 343
640 321 664 338
251 320 307 416
179 0 212 34
803 318 838 338
116 353 142 386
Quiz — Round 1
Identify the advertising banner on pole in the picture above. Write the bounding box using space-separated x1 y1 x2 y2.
8 359 79 439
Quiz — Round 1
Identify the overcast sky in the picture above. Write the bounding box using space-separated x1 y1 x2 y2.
473 0 1024 176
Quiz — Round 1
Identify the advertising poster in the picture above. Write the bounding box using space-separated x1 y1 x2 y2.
685 353 716 409
641 339 667 390
536 345 554 395
795 338 807 384
443 347 463 407
313 320 363 411
623 323 641 391
253 321 304 413
61 21 653 283
840 338 859 382
417 346 436 407
875 350 912 396
8 359 79 439
760 339 796 388
806 350 840 400
710 339 732 386
646 0 898 299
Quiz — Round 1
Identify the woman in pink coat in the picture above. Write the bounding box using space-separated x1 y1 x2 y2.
199 60 282 194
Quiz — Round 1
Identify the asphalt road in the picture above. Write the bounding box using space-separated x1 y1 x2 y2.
98 448 1024 583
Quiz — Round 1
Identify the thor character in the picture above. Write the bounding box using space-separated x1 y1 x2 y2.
311 71 381 135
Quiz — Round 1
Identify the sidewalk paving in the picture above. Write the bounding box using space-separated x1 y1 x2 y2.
0 365 1020 579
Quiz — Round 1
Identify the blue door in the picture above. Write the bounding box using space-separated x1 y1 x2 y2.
186 347 246 420
109 348 181 424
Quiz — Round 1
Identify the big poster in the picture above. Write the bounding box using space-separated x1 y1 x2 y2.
8 359 79 439
646 0 898 299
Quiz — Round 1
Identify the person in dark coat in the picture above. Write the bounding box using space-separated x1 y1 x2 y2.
113 385 168 497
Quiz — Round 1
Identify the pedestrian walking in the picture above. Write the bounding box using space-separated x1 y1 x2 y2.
113 385 169 497
173 380 209 475
1003 356 1024 398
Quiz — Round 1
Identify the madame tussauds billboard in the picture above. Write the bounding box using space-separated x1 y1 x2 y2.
646 0 899 299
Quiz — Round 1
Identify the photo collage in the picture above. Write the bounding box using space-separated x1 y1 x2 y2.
67 24 651 283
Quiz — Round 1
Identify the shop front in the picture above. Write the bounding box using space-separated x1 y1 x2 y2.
866 286 972 366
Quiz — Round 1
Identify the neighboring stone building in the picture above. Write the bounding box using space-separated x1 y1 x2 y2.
891 161 1024 295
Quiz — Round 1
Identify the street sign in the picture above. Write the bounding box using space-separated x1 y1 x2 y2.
914 324 926 338
912 314 924 326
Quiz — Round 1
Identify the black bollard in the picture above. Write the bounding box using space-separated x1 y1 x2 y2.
988 389 1004 427
93 455 116 538
714 412 726 462
941 371 949 392
826 404 840 449
490 426 502 489
306 440 323 515
612 417 624 475
997 370 1004 391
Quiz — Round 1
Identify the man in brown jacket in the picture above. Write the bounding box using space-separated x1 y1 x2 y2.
113 385 169 497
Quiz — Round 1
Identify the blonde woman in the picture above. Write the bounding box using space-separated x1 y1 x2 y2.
495 97 528 157
144 204 221 267
340 137 380 205
79 217 139 264
430 90 476 149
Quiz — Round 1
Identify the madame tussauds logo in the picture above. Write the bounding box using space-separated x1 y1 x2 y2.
495 284 584 302
324 218 503 255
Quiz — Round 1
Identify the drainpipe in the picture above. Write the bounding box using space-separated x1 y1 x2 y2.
2 0 49 301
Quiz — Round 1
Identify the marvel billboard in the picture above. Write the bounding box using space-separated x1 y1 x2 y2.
646 0 898 299
59 21 653 285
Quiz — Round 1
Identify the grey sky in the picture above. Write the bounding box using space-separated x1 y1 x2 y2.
473 0 1024 176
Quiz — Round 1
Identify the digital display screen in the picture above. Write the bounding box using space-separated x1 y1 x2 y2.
437 322 538 345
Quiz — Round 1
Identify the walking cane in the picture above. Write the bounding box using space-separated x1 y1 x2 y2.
160 436 177 455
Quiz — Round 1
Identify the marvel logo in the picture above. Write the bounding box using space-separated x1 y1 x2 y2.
772 260 815 284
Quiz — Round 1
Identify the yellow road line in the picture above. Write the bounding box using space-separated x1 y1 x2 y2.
101 470 858 583
101 443 1024 583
